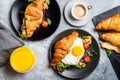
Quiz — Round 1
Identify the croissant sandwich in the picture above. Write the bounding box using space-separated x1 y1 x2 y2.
100 32 120 53
50 31 79 66
96 13 120 32
20 0 49 39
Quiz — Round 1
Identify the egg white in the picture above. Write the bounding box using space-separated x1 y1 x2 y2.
62 37 84 65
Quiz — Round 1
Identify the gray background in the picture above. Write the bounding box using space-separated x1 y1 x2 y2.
0 0 120 80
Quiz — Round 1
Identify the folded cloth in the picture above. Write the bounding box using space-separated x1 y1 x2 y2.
0 23 24 67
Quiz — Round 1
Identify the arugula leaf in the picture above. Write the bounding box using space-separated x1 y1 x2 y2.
56 62 70 72
22 18 26 27
92 50 98 56
27 0 34 3
86 50 98 58
47 18 52 25
107 50 113 57
46 0 50 5
19 18 28 39
86 50 93 57
81 35 87 39
74 64 82 69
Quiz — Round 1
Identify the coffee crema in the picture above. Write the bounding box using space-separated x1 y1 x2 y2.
73 4 86 19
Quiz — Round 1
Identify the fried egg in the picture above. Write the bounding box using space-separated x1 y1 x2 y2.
62 37 84 65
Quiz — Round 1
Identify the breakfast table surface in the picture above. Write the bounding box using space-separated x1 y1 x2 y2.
0 0 120 80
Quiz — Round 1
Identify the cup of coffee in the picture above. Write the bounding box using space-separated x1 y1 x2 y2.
71 3 89 20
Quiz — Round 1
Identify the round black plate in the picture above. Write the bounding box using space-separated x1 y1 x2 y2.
10 0 61 40
49 29 100 79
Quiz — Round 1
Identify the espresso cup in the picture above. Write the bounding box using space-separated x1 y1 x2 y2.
71 3 88 20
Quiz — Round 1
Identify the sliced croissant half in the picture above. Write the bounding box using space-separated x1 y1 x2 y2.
100 32 120 53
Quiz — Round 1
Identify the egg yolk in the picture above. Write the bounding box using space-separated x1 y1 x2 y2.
72 46 84 57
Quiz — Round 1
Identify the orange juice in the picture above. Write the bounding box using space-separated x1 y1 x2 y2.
10 47 36 73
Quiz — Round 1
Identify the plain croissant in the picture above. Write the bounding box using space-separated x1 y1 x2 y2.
100 32 120 48
96 13 120 32
50 31 79 66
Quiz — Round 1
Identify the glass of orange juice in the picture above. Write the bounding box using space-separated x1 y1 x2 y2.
10 46 36 73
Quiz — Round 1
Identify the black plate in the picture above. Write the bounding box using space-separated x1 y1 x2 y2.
92 5 120 79
49 29 100 79
10 0 61 40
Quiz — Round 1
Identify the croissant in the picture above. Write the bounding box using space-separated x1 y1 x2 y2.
100 32 120 48
50 31 79 66
96 13 120 32
20 0 48 38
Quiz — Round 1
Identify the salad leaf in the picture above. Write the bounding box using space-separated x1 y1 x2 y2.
86 50 93 57
92 50 98 56
107 50 113 57
21 18 26 27
46 0 50 5
86 50 98 58
19 18 28 39
47 18 52 25
74 64 82 69
56 62 70 72
81 35 87 39
27 0 34 3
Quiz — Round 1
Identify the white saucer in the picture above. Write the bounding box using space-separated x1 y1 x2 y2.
64 0 93 26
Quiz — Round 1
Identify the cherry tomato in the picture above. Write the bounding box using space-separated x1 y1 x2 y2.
83 42 90 50
42 21 48 28
83 55 91 63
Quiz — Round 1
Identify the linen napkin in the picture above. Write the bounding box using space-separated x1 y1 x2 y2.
0 23 24 67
